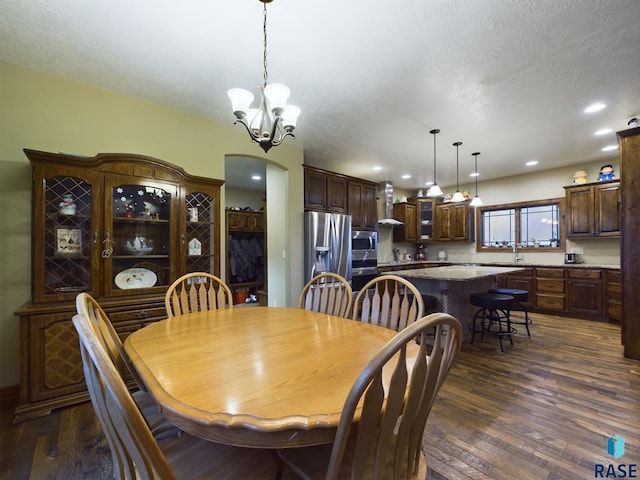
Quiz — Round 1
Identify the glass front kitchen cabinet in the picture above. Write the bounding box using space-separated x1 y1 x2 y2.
14 149 222 422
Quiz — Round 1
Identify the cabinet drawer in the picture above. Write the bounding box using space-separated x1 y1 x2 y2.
607 282 621 295
568 269 601 280
607 301 622 321
109 306 167 323
536 278 565 293
606 269 621 282
506 268 534 277
536 268 565 278
536 294 565 310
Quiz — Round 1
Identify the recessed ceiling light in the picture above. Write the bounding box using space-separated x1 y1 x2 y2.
602 145 618 152
595 128 613 135
469 172 479 177
584 103 606 113
526 160 538 166
372 166 382 172
251 175 261 181
425 181 434 186
402 174 411 179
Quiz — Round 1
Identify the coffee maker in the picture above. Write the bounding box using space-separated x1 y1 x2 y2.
416 243 426 260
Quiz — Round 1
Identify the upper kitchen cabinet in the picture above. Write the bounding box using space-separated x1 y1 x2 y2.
348 180 378 230
392 201 417 242
304 165 377 230
435 201 474 241
13 149 223 421
564 180 620 238
303 165 347 213
417 198 436 242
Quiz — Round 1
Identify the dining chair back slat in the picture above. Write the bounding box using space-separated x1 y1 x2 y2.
299 272 353 318
277 312 463 479
165 272 233 318
353 275 424 331
73 313 280 479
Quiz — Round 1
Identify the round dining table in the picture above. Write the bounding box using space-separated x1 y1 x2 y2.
124 306 403 448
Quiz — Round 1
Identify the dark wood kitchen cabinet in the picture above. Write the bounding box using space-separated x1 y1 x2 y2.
303 165 347 213
304 165 377 230
605 269 622 323
496 268 534 307
435 201 474 241
14 149 223 422
392 202 417 242
566 268 603 316
535 268 566 312
348 180 378 230
564 180 620 238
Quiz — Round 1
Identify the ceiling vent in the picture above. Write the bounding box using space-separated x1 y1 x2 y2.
377 181 403 226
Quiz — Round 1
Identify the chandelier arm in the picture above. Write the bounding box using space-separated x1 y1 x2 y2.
233 118 261 143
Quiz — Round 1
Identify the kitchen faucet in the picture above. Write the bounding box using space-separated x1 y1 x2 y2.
513 243 522 263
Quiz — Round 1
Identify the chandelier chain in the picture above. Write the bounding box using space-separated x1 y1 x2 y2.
263 1 268 87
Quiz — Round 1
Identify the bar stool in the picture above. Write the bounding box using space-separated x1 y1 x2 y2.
489 288 531 337
469 292 515 353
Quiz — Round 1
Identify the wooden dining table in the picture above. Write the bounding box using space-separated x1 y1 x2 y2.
124 306 404 448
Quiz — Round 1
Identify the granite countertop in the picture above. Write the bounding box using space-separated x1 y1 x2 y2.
377 260 620 270
387 265 527 281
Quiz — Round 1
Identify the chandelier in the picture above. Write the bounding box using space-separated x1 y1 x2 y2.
227 0 301 153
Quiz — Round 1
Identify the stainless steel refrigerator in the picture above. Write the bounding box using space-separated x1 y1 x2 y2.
304 211 352 284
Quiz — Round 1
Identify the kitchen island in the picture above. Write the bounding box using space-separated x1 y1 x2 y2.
386 265 525 339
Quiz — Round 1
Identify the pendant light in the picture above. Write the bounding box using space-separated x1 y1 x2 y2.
426 129 443 197
451 141 465 202
470 152 484 207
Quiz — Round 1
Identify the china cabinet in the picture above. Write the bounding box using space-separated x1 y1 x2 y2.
14 149 223 422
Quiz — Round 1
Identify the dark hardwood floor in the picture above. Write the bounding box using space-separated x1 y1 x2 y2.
1 313 638 479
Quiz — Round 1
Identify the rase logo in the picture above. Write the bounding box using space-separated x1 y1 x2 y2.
594 434 637 478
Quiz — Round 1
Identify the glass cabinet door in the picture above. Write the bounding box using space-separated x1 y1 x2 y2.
38 174 95 302
184 191 217 275
103 177 177 297
418 198 435 241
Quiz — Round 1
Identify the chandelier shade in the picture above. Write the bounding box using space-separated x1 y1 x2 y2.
470 152 484 207
227 0 300 153
426 129 443 197
451 141 465 202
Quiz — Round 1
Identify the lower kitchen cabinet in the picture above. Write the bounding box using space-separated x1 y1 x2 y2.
496 268 534 307
567 269 603 316
535 268 566 311
605 269 622 323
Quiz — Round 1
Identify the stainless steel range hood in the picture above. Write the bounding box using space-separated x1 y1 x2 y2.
377 181 403 226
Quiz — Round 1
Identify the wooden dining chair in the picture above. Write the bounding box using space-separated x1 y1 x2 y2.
277 312 463 480
75 293 178 440
72 313 281 480
298 272 354 317
165 272 233 318
352 275 424 331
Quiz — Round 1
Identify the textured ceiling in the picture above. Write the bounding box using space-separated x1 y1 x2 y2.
1 0 639 191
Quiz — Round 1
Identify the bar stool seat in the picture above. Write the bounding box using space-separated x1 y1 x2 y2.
469 293 515 353
488 288 531 337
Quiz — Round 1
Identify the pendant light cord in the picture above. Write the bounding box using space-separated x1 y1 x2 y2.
263 1 269 87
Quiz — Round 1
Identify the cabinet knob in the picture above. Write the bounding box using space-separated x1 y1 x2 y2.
135 311 149 319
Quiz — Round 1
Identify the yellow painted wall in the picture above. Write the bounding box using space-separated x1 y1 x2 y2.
0 60 305 388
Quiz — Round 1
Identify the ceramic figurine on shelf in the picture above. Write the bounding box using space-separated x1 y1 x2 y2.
125 203 134 218
573 170 588 185
58 194 77 215
599 164 614 181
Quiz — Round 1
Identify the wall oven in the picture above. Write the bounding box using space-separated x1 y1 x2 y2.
351 231 378 291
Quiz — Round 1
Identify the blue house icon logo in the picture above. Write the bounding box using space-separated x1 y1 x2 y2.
607 434 625 460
